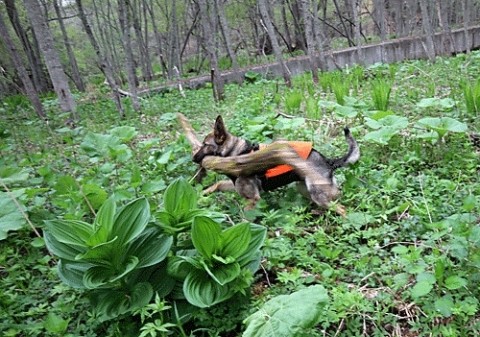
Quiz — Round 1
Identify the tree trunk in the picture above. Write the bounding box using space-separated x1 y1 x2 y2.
257 0 291 87
350 0 363 63
167 0 182 78
463 0 471 53
4 0 49 93
75 0 125 117
53 0 85 92
118 0 141 112
288 0 307 52
198 0 224 101
419 0 436 61
299 0 318 83
0 12 46 119
23 0 77 120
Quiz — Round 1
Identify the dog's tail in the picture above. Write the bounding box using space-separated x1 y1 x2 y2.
328 127 360 170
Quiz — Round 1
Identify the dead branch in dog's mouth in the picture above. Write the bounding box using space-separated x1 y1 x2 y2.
177 113 331 187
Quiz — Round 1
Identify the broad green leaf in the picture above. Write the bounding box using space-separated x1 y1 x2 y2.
87 196 117 246
53 175 78 195
334 105 358 118
44 219 93 247
410 280 433 298
201 260 241 285
43 313 70 334
416 117 468 138
57 260 91 289
112 198 150 246
0 190 27 240
163 178 197 217
435 295 454 317
363 127 398 145
83 184 108 209
416 97 455 110
243 285 329 337
444 275 467 290
220 223 251 259
416 272 436 285
0 167 29 185
44 232 85 260
126 229 173 268
80 132 122 158
183 269 232 308
109 126 137 142
192 216 222 259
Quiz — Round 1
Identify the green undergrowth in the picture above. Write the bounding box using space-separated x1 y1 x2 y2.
1 52 480 336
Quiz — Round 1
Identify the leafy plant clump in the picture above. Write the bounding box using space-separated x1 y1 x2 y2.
44 178 266 324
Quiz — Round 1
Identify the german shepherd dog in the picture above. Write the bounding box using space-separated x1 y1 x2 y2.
193 116 360 215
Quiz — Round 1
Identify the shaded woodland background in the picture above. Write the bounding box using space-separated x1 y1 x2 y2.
1 0 480 119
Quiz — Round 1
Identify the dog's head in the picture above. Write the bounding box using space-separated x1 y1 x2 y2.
193 115 229 163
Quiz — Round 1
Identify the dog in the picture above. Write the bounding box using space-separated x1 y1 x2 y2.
193 116 360 215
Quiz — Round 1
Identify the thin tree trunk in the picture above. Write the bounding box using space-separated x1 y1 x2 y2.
131 0 153 81
4 0 49 93
146 0 168 78
257 0 291 87
215 0 242 84
167 0 182 78
75 0 125 117
0 12 46 119
53 0 85 92
419 0 436 61
350 0 363 63
118 0 141 112
435 0 455 55
300 0 318 83
23 0 77 120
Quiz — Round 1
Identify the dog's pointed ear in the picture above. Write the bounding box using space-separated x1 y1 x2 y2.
214 115 227 144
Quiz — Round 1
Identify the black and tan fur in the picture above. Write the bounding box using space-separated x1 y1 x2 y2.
193 116 360 215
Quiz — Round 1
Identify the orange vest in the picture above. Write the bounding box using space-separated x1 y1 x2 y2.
259 141 312 178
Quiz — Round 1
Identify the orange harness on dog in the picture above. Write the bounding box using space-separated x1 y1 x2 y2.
259 141 313 178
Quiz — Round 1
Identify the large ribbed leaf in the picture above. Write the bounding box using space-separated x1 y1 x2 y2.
111 198 150 246
89 282 153 321
163 178 197 217
87 196 116 246
83 256 139 288
191 216 221 259
183 269 232 308
220 223 251 259
57 260 92 289
45 219 93 247
201 260 241 285
44 231 85 260
126 228 173 268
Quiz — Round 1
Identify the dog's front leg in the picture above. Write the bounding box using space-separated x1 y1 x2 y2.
203 180 235 194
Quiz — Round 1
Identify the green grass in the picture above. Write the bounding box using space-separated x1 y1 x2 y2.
1 51 480 336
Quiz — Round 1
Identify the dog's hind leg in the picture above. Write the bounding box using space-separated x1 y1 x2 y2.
304 178 346 216
235 176 261 210
203 180 235 194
